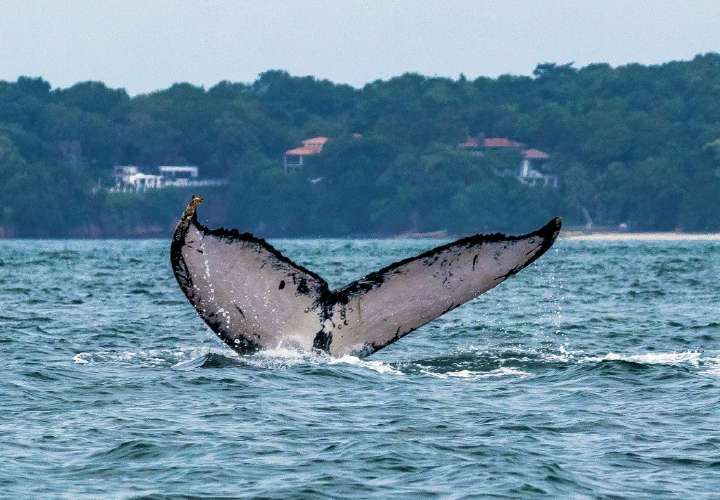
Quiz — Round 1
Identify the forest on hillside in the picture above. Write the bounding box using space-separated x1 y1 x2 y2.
1 53 720 237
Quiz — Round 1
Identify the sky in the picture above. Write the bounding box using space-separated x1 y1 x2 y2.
1 0 719 95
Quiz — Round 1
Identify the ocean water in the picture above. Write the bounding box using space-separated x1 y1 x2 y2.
1 238 719 498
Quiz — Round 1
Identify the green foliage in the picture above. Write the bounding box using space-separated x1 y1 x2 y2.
1 54 720 237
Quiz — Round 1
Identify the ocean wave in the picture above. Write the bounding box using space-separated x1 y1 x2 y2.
582 351 702 366
421 366 530 380
73 345 405 376
702 367 720 376
73 344 720 378
330 355 404 375
73 346 223 367
700 355 720 376
90 439 161 461
420 345 720 378
236 348 405 375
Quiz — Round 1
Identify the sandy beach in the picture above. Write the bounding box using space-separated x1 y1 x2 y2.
562 231 720 241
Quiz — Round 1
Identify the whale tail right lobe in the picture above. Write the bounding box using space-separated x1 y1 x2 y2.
324 217 562 357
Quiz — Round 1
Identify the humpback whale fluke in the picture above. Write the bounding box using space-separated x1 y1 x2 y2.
171 195 561 358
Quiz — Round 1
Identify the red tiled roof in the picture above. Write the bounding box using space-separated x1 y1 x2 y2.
459 137 481 149
522 148 550 160
291 136 328 154
285 146 321 156
301 136 329 146
484 137 525 148
285 136 330 156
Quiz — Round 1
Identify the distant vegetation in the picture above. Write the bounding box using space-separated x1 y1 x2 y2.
1 53 720 237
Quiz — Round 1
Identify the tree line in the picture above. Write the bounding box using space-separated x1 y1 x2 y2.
1 53 719 237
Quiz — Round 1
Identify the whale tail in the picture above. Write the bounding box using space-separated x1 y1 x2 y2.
171 196 560 358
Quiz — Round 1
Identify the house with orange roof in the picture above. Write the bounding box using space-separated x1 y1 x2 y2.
458 136 485 157
458 136 482 150
459 134 558 187
483 137 526 149
283 136 329 171
459 136 527 151
518 148 557 187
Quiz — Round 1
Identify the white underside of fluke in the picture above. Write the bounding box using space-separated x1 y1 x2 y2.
171 196 560 358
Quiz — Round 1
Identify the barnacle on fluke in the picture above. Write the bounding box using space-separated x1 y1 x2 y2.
171 195 561 358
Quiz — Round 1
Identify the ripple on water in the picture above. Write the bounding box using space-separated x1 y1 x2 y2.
1 239 719 498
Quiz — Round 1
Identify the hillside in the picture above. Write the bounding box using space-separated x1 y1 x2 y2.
1 54 719 237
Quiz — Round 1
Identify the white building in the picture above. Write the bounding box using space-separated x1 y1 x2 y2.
111 166 163 191
113 165 139 181
124 173 163 191
460 137 560 188
110 164 225 192
518 149 558 188
158 166 199 187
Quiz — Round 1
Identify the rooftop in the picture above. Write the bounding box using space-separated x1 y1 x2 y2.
458 137 481 149
286 136 329 156
285 146 322 156
302 136 329 146
159 165 198 171
522 148 550 160
484 137 526 149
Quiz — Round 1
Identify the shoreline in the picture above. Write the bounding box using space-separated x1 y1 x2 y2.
561 231 720 241
1 229 720 242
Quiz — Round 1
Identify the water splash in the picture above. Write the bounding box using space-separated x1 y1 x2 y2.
422 367 530 380
73 346 224 367
582 351 702 366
